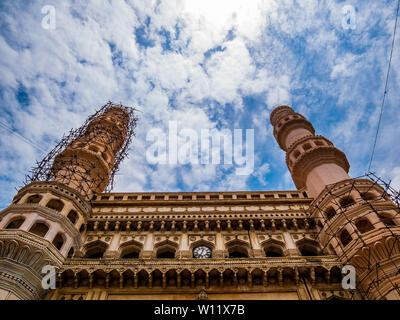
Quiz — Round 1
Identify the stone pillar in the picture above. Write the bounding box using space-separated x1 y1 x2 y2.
282 232 299 256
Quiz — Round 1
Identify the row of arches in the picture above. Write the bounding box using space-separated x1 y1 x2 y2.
3 216 74 257
58 265 343 289
322 191 394 221
17 194 84 232
336 213 398 248
86 218 317 233
82 238 322 259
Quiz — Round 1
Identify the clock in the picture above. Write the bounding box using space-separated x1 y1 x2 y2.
193 246 212 258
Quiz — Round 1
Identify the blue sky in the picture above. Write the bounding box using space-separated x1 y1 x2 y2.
0 0 399 209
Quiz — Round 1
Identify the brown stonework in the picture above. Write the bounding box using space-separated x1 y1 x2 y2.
0 103 398 300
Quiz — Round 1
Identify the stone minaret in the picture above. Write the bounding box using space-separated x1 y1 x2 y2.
51 105 130 200
0 104 132 299
270 105 400 300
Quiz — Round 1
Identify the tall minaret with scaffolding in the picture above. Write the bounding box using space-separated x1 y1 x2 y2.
0 102 136 299
270 105 400 300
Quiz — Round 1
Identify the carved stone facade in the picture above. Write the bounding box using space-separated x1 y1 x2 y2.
0 104 398 300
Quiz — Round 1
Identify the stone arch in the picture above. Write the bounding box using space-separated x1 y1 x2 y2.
339 195 356 208
52 232 66 250
67 247 75 258
236 268 248 285
360 192 377 201
355 218 374 234
79 224 86 234
154 239 178 258
29 221 50 238
330 266 342 283
77 270 90 287
166 269 178 287
15 245 30 264
324 206 336 220
122 269 134 287
151 269 163 287
208 268 220 287
5 240 19 259
119 239 143 259
109 269 121 287
296 238 321 256
46 198 65 212
385 236 400 256
26 194 42 204
93 269 107 287
5 216 25 229
251 268 264 286
377 212 397 226
64 269 78 288
371 240 388 261
225 239 251 258
261 238 285 257
194 269 206 287
84 240 109 259
180 269 192 287
67 210 79 225
282 267 296 285
339 229 352 247
137 269 149 287
27 251 43 270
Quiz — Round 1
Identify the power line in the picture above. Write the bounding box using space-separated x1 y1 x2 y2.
0 119 47 153
368 0 400 172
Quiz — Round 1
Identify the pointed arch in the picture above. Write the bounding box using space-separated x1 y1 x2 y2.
119 239 143 259
260 238 285 257
5 216 25 229
296 238 322 256
154 239 178 259
84 240 109 259
225 239 251 258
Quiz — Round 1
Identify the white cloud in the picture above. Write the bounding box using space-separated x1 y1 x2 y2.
0 0 399 209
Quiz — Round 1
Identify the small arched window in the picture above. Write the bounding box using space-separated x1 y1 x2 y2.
85 246 106 259
52 233 65 250
156 248 176 259
340 229 352 247
339 196 356 208
361 192 376 201
29 222 49 237
67 247 74 258
297 240 321 256
5 217 25 229
325 207 336 220
26 194 42 204
228 246 249 258
67 210 78 225
355 219 374 234
378 213 396 226
264 246 284 257
121 249 140 259
46 199 64 212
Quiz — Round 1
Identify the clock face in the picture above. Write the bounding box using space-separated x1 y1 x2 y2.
193 246 212 259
